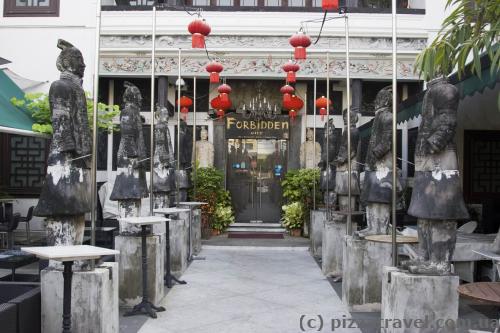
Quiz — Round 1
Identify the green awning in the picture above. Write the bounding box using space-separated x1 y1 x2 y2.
397 66 499 124
0 69 34 132
455 68 499 99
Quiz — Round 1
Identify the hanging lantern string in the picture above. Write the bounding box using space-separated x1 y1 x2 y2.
313 11 328 45
298 14 347 45
203 39 214 62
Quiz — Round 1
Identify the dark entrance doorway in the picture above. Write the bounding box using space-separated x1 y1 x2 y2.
227 139 287 223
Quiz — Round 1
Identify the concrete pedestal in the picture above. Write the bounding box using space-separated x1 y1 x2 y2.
342 237 393 311
117 200 141 234
115 234 165 307
171 212 189 276
381 267 459 333
41 262 119 333
192 208 202 255
310 209 326 258
322 214 356 277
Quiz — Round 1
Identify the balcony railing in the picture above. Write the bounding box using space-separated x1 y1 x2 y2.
102 0 425 13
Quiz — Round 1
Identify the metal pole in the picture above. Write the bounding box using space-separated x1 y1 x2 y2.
313 78 317 211
90 0 102 249
176 49 181 205
193 76 197 198
149 6 157 216
391 0 398 267
345 15 353 236
325 52 330 216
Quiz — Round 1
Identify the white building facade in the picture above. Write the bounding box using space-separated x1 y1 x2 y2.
1 0 456 224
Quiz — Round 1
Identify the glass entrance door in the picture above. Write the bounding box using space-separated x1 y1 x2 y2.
227 139 287 223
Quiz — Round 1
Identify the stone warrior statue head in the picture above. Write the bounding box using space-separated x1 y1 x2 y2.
56 39 86 79
374 85 392 111
342 108 359 127
155 104 170 123
123 81 142 106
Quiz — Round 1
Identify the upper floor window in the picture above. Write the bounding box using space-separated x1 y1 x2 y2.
217 0 234 6
240 0 257 6
264 0 281 6
192 0 210 5
288 0 305 6
3 0 59 17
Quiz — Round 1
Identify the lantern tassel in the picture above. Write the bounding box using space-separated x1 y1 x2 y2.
210 72 220 84
216 109 225 118
294 47 307 60
286 72 296 83
192 33 205 49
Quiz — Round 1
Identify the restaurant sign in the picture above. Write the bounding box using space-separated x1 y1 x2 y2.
225 114 289 139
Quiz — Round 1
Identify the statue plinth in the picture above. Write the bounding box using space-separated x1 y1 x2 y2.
381 267 459 333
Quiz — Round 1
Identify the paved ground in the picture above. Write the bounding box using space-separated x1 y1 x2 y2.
137 247 361 333
202 234 310 248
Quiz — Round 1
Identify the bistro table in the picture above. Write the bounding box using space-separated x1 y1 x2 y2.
20 245 119 333
458 282 500 333
178 202 207 261
0 249 38 281
154 207 190 288
120 216 167 318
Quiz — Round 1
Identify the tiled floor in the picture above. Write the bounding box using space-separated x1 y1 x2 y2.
138 247 361 333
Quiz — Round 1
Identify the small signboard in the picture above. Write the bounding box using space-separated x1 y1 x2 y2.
225 114 290 139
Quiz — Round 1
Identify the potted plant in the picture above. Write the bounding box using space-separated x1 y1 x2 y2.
281 169 320 236
190 166 234 238
281 202 304 237
212 203 235 236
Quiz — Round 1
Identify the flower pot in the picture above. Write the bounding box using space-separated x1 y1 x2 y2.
201 214 211 240
290 228 302 237
211 229 221 236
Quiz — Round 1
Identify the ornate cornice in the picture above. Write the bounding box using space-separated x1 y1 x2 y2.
100 55 418 79
100 35 427 52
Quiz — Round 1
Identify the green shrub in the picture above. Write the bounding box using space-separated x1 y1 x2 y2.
190 166 234 232
212 204 235 231
11 92 120 134
281 202 304 230
281 168 321 224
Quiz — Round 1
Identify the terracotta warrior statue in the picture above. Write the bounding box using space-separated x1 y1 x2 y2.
153 105 175 209
335 108 360 212
193 126 214 168
318 118 340 211
34 39 91 247
359 86 400 237
300 128 322 169
406 76 469 275
110 81 149 234
176 119 192 202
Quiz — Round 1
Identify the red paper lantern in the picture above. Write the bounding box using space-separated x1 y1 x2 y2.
322 0 339 11
218 84 232 104
206 61 224 83
283 95 303 121
211 95 232 119
280 84 295 104
282 61 300 83
188 19 211 49
217 83 232 94
289 31 312 60
315 96 332 121
176 96 193 120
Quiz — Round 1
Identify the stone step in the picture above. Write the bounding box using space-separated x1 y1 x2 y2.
229 223 283 228
227 227 286 233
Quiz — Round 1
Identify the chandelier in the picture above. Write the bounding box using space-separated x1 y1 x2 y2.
240 85 281 120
